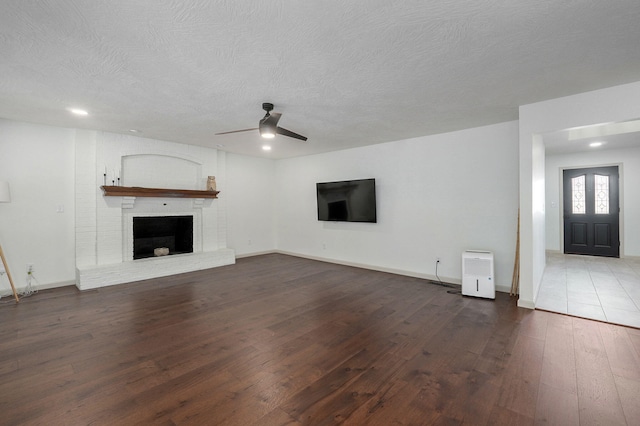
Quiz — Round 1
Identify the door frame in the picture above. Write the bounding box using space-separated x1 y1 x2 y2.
558 162 624 256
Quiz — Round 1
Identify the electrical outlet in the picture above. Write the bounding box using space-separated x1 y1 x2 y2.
27 264 34 275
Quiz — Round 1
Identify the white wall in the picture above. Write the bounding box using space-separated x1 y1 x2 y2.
4 80 639 302
275 121 520 291
546 146 640 256
226 153 277 256
0 117 521 296
73 131 235 289
519 80 640 308
0 118 246 294
0 119 76 295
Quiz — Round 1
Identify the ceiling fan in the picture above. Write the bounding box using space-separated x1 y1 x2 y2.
216 103 307 141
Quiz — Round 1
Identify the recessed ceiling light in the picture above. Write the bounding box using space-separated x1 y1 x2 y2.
589 141 604 147
262 145 272 151
129 129 140 133
216 144 225 148
68 108 88 116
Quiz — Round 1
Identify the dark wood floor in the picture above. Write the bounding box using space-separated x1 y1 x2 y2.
1 254 639 425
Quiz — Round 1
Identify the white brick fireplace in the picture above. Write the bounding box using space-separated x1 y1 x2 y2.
74 130 235 290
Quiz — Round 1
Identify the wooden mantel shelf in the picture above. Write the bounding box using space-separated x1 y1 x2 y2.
100 185 219 199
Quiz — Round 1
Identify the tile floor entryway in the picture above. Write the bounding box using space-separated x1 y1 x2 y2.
536 252 640 328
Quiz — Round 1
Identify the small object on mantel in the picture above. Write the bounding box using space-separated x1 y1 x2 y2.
154 247 169 257
207 176 216 191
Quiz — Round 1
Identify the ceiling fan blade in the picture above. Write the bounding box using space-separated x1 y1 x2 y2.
215 128 258 135
261 112 281 127
277 126 308 141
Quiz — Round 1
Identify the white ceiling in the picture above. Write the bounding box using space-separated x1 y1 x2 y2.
1 1 640 159
544 120 640 155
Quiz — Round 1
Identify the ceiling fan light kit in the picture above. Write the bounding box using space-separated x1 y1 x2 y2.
216 102 307 142
259 105 277 138
260 131 275 139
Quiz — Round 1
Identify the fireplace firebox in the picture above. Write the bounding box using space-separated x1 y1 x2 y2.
133 216 193 260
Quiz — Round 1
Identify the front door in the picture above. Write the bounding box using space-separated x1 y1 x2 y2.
563 166 620 257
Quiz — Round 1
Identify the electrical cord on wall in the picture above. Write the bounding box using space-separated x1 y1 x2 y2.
0 269 38 304
22 269 38 297
0 271 7 304
432 260 459 292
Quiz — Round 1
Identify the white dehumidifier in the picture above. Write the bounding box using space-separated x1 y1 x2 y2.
462 250 495 299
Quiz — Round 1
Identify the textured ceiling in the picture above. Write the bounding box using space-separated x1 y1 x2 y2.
544 119 640 155
1 1 640 159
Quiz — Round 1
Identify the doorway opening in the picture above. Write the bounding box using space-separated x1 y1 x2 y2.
562 166 619 257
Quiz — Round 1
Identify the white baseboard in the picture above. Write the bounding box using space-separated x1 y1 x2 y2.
517 299 535 309
0 279 75 297
238 250 524 294
1 252 517 298
34 279 76 291
235 250 278 259
274 250 462 285
495 284 512 294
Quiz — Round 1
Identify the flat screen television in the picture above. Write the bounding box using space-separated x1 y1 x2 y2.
316 178 377 223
